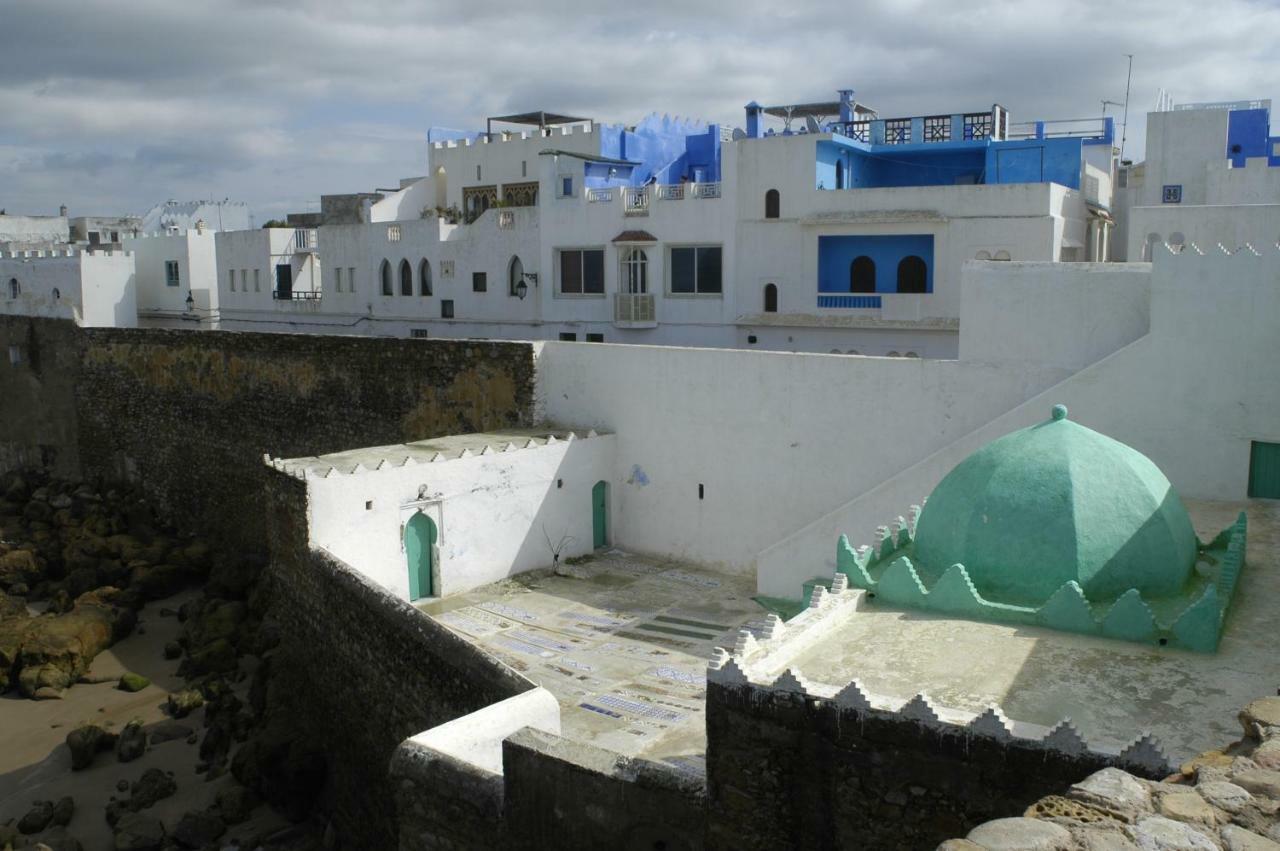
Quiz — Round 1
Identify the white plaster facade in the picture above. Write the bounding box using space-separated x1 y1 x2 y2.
125 229 219 328
215 228 321 331
0 249 136 328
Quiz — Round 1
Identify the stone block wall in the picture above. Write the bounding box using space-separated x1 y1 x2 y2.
0 316 81 476
264 471 533 848
705 680 1143 851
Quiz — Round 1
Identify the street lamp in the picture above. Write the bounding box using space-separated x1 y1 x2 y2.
514 279 528 300
184 291 194 312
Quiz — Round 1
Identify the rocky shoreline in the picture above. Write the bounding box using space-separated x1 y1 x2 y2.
0 470 329 851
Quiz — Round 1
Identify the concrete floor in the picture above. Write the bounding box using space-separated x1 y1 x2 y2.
419 550 764 772
772 499 1279 763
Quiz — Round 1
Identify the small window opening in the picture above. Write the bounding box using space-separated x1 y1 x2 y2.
698 483 705 500
365 500 373 510
557 479 564 489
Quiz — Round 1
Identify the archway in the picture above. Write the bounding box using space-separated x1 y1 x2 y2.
399 259 413 296
897 255 928 293
380 259 392 295
765 189 780 219
592 481 609 548
850 256 875 293
434 166 447 210
405 512 437 600
763 283 777 313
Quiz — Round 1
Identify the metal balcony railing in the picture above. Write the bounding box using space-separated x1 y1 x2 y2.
622 187 650 216
613 293 656 325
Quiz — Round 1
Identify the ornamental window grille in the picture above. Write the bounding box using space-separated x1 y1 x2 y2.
923 115 951 142
845 121 870 142
387 224 402 242
884 118 911 144
502 182 538 207
963 112 993 140
621 248 648 294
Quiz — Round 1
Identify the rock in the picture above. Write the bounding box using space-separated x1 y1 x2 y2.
18 800 55 834
115 721 147 763
166 689 204 719
162 641 181 660
1199 781 1254 813
145 721 193 744
939 842 985 851
1072 768 1154 818
1131 815 1219 850
128 768 176 810
65 724 117 770
206 555 261 600
1158 790 1216 825
966 818 1074 850
128 563 190 601
14 588 137 697
1232 769 1280 799
214 785 258 825
112 813 164 851
0 549 41 587
1221 826 1280 851
117 779 129 791
171 811 225 848
117 673 149 693
1074 827 1141 850
1184 751 1237 778
177 638 238 678
32 686 65 700
27 825 84 851
1242 699 1280 738
49 795 74 827
199 722 231 764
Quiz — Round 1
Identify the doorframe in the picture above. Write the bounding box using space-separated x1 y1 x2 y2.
591 480 610 549
400 499 443 600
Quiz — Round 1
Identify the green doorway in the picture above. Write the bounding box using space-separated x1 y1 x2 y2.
1248 441 1280 499
405 512 437 600
592 481 609 548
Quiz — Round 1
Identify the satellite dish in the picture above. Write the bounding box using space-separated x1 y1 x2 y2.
806 115 821 133
731 128 746 140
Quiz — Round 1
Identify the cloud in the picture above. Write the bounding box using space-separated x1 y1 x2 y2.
2 0 1277 218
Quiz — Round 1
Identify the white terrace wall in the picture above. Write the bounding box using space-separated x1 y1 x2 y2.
535 342 1070 577
303 434 616 600
126 231 219 324
1126 204 1280 261
0 252 136 327
429 123 600 211
752 248 1280 596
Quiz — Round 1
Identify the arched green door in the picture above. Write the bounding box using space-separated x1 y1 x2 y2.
405 512 437 600
592 481 608 548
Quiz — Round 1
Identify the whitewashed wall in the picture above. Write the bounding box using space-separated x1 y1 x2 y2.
1127 204 1280 260
0 252 135 327
126 231 219 323
307 435 616 600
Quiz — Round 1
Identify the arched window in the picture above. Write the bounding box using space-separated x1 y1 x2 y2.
765 189 780 219
52 288 60 300
905 351 920 358
992 250 1011 261
763 283 778 313
845 349 859 355
419 259 432 295
897 255 928 293
975 250 992 261
835 160 845 190
380 260 392 296
7 278 19 299
622 248 647 294
1168 232 1186 253
887 351 900 358
508 256 524 296
850 256 876 293
400 259 413 296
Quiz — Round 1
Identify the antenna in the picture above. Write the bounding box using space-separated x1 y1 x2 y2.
1120 54 1134 163
1101 99 1123 116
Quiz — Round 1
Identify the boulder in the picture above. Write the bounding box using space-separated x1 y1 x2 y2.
214 784 258 825
14 588 137 697
1232 769 1280 800
1130 815 1219 850
115 721 147 763
49 795 74 827
166 689 204 719
171 810 225 848
128 768 177 810
128 563 190 601
177 638 238 678
184 601 248 650
145 720 194 744
162 641 181 660
0 549 41 589
17 800 55 834
65 724 117 770
1220 825 1280 851
117 673 149 693
112 813 164 851
966 818 1074 850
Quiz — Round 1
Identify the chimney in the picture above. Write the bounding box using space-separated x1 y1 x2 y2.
195 219 206 234
838 89 855 124
745 101 763 139
59 205 68 217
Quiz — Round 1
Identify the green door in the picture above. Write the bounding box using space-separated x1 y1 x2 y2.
1249 441 1280 499
405 512 437 600
592 481 608 548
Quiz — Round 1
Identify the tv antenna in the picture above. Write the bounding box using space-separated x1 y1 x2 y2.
1101 99 1123 116
1120 54 1134 163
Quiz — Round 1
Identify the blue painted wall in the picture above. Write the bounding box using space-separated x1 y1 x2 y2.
598 114 721 185
816 135 1082 190
817 234 934 294
582 161 636 189
1227 108 1272 167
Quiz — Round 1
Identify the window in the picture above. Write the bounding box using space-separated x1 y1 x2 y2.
419 259 432 295
348 267 356 292
896 255 928 293
558 176 574 198
508 256 523 296
8 345 20 365
253 269 260 292
400 259 413 296
472 272 487 292
850 256 876 293
975 250 992 261
763 283 778 313
586 333 604 343
835 160 845 189
670 246 722 294
476 165 481 180
747 335 758 344
380 260 393 295
559 332 577 341
621 248 648 294
411 329 429 339
228 270 235 292
240 269 248 292
441 299 454 318
7 279 17 299
88 232 101 246
111 231 120 242
165 260 180 287
335 267 343 293
558 249 604 295
521 160 527 178
765 189 780 219
388 224 402 242
993 250 1011 261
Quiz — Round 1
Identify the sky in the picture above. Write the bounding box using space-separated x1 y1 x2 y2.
2 0 1277 223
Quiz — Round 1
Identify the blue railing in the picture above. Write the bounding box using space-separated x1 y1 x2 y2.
818 295 882 309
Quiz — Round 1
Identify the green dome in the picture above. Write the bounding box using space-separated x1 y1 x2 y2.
912 405 1198 607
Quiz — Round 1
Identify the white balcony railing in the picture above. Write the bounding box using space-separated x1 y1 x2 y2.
586 188 614 202
691 182 721 199
656 184 684 201
613 292 656 326
622 187 650 216
291 228 318 253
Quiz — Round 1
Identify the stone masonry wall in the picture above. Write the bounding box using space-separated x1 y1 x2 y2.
0 316 81 477
705 681 1139 851
264 471 533 849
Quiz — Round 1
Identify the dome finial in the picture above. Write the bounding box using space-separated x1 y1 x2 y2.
1052 404 1068 422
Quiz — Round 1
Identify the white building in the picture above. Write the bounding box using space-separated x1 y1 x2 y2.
215 227 322 331
0 248 136 328
141 199 251 235
124 226 220 328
